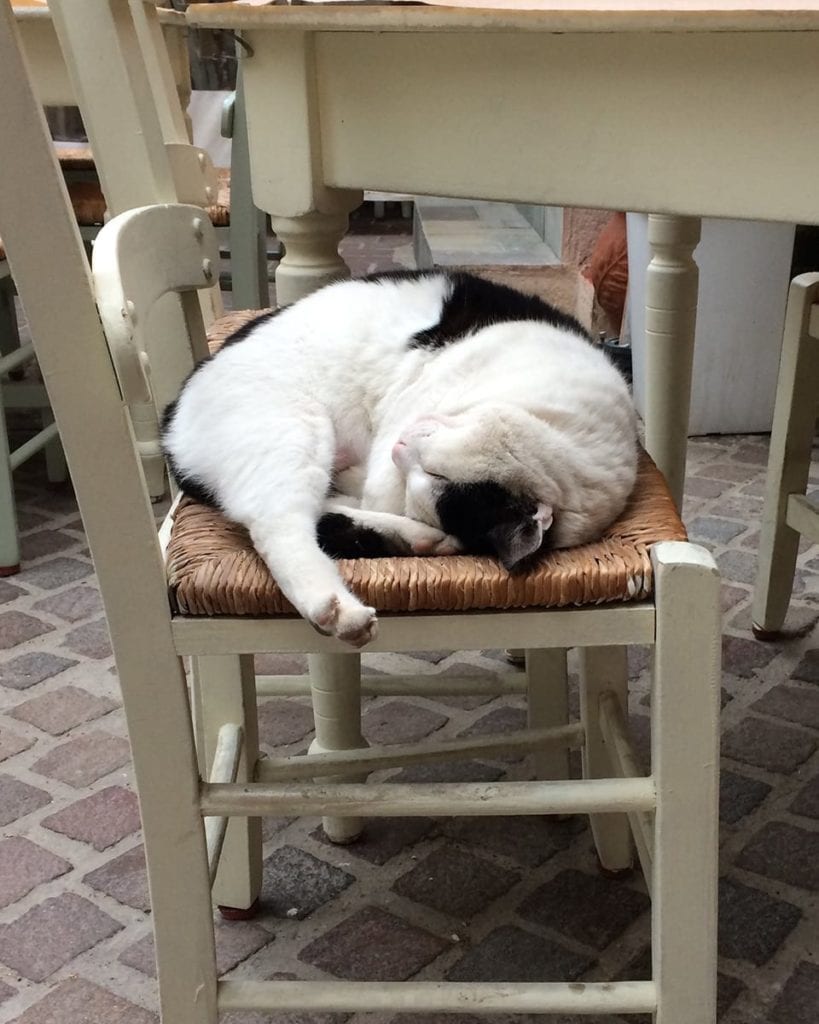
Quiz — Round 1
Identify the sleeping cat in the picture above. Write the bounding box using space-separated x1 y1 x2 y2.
161 270 637 647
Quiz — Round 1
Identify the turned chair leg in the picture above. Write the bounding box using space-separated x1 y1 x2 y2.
308 653 367 844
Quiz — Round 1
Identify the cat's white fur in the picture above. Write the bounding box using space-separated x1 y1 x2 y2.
163 273 637 647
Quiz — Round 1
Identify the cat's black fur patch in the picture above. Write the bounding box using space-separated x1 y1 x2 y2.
317 513 405 558
385 270 590 350
436 480 549 568
317 512 404 558
218 309 280 350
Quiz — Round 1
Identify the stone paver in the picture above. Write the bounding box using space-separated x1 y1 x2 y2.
0 234 816 1024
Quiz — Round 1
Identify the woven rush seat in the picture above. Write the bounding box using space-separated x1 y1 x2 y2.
54 143 95 171
166 310 687 618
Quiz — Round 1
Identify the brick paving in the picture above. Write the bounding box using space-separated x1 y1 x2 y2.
0 221 816 1023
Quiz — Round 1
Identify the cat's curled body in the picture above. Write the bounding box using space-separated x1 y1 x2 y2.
161 271 637 647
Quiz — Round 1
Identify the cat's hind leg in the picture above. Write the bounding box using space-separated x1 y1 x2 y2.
220 430 377 647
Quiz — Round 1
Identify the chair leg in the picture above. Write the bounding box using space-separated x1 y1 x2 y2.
308 653 366 844
525 648 569 780
752 274 819 638
651 542 720 1024
41 409 68 484
578 646 633 874
0 337 20 575
193 655 263 918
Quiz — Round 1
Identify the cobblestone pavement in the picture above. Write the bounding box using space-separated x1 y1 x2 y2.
0 228 817 1024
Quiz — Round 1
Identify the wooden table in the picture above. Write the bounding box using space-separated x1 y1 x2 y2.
187 1 819 504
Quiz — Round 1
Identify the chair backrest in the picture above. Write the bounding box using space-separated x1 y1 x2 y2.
93 203 217 413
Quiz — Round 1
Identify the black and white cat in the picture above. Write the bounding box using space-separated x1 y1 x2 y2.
161 271 637 647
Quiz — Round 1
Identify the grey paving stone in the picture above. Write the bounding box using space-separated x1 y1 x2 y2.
684 477 729 499
441 815 582 868
0 579 27 605
262 845 355 919
0 893 122 981
721 717 816 774
32 731 131 787
61 618 112 659
517 869 650 950
716 550 759 586
458 705 528 738
770 961 819 1024
42 785 141 850
9 977 156 1024
0 651 77 690
720 585 747 613
20 531 76 561
257 699 315 747
695 462 761 483
84 844 150 911
390 759 504 785
120 918 272 978
736 821 819 891
0 774 51 826
719 770 771 824
791 648 819 683
789 772 819 819
313 817 437 865
21 557 91 590
0 611 53 649
732 443 769 465
446 924 593 982
33 584 103 623
298 906 447 980
0 837 70 907
717 877 801 965
362 700 448 745
752 684 819 730
392 845 520 919
689 517 746 544
0 727 34 762
721 636 779 678
9 685 117 735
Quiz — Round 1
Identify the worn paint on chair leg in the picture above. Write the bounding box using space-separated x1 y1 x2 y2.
578 646 633 874
308 653 366 843
195 654 263 915
644 214 701 509
270 211 353 307
651 542 720 1024
752 275 819 637
525 649 569 781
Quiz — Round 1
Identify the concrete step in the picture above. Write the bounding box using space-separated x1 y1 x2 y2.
413 197 560 269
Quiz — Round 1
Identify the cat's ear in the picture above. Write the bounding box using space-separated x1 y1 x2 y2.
489 509 550 570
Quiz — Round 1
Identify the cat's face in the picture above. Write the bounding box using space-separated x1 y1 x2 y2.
392 413 553 569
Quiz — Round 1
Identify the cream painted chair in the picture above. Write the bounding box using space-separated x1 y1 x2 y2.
1 7 722 1021
752 273 819 638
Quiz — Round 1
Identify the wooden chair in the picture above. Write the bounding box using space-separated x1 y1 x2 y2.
1 8 722 1022
752 273 819 638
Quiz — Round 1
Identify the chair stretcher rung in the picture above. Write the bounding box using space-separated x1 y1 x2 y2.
217 979 657 1015
256 723 585 782
255 671 528 698
200 777 656 819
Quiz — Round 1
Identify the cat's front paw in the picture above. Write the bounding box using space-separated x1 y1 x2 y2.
310 594 378 649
